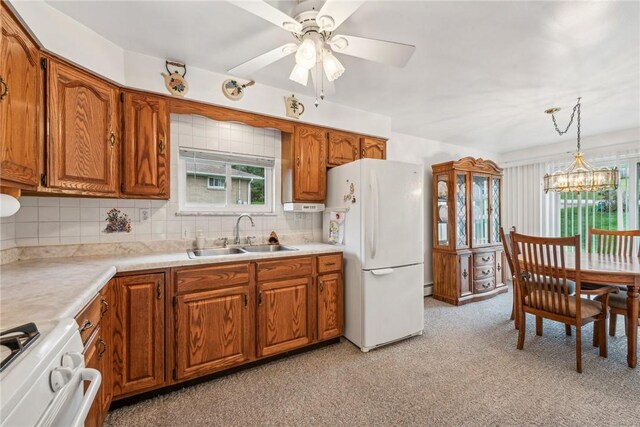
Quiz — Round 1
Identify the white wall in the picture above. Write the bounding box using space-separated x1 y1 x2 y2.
387 132 499 286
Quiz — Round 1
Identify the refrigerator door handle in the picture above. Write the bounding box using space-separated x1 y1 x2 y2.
370 268 394 276
371 170 378 259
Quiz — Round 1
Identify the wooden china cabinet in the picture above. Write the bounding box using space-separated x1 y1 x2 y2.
432 157 507 305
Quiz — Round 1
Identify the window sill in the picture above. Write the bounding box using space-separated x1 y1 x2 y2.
175 211 278 217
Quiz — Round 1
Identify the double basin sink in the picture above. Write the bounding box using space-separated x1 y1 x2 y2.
187 244 297 259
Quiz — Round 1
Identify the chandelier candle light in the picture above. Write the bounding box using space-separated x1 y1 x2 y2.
542 98 619 193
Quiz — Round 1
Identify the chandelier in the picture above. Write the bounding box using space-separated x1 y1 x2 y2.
543 98 619 193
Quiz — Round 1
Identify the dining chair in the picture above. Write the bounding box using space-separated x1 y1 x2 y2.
511 231 618 373
588 228 640 337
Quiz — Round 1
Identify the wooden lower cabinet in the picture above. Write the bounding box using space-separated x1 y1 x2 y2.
174 285 253 380
257 276 313 357
112 273 165 398
317 273 343 340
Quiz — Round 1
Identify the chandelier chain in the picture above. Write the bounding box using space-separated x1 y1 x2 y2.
550 97 582 150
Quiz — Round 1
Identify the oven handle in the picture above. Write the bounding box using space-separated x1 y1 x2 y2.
36 367 101 427
69 368 101 427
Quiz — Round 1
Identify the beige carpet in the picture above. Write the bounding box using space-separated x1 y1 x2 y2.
105 290 639 426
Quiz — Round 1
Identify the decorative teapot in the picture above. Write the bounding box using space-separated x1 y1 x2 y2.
162 61 189 97
284 94 305 119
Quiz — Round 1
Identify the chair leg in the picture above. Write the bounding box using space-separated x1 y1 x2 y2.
593 321 599 347
536 316 543 336
565 324 572 336
576 325 583 373
609 313 617 337
599 319 608 358
513 284 520 330
624 315 629 337
517 311 526 350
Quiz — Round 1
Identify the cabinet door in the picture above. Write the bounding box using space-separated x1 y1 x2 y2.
257 277 312 357
490 177 501 244
175 286 252 380
0 5 40 188
361 137 386 160
122 92 169 198
47 60 119 195
112 273 165 397
458 254 471 297
293 125 327 202
327 131 359 166
317 273 343 341
471 174 490 246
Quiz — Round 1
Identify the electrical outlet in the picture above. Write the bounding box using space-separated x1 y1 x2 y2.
139 208 150 222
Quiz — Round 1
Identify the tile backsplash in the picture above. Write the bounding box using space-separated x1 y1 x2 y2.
0 114 322 250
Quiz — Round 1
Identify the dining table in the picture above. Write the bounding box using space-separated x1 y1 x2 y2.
518 252 640 368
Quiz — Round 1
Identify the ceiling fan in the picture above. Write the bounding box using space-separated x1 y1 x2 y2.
227 0 416 104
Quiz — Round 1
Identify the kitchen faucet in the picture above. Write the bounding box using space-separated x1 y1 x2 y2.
234 214 255 244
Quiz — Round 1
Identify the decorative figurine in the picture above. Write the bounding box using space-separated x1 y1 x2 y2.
162 61 189 97
284 94 305 119
222 79 255 101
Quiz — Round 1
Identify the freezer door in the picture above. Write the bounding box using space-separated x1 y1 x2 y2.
362 264 424 350
361 160 424 270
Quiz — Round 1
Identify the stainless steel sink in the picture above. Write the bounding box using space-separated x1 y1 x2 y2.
240 244 297 253
187 248 247 258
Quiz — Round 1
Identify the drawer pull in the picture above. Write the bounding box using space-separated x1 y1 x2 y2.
100 299 109 317
324 262 336 266
481 256 491 262
97 338 107 359
482 269 491 275
481 281 494 289
79 320 94 332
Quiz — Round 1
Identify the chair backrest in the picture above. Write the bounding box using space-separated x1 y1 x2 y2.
511 231 581 320
588 228 640 256
500 226 516 279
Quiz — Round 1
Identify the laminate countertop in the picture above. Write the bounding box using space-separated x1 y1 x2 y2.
0 244 342 331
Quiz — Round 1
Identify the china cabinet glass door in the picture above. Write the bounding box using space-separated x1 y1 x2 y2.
436 175 449 247
472 175 490 246
490 177 501 243
456 173 468 248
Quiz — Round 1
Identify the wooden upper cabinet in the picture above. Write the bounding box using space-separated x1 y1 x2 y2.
317 272 343 341
327 130 359 166
47 59 120 195
361 137 386 160
122 92 169 198
0 4 41 188
257 276 312 357
174 285 253 380
112 273 165 397
293 125 327 202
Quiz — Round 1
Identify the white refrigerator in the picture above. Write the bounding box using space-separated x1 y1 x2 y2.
324 159 424 352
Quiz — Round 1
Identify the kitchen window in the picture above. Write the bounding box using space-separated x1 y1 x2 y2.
178 148 275 214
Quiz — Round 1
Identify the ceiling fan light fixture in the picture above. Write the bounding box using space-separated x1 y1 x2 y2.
323 50 345 82
289 63 309 86
295 38 317 69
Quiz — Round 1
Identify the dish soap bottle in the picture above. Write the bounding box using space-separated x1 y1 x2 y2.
195 229 205 251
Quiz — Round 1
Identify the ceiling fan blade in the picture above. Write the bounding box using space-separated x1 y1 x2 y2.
228 43 298 76
330 34 415 67
316 0 366 32
310 64 336 97
227 0 302 33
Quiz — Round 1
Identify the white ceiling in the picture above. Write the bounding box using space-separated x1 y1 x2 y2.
46 1 640 153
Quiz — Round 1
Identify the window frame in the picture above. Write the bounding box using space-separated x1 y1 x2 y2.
178 148 275 215
207 176 226 190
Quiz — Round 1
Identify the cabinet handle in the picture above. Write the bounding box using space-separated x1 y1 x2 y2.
156 281 162 300
354 147 358 158
79 320 94 332
462 269 468 279
244 294 248 307
319 282 324 292
100 299 109 318
0 77 8 101
296 157 301 167
108 131 116 147
97 338 107 359
361 148 365 157
258 291 263 305
497 263 501 272
159 136 165 154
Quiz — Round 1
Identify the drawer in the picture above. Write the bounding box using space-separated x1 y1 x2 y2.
75 293 103 345
474 277 496 293
317 254 342 274
473 266 495 281
175 263 250 295
473 253 494 267
256 256 313 282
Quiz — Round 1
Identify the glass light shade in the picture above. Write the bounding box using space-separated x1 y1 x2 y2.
323 51 345 82
295 38 317 69
289 63 309 86
0 194 20 217
543 152 619 193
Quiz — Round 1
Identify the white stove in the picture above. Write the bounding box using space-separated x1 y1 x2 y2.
0 318 101 427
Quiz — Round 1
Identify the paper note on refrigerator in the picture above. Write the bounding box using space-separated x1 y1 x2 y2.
328 212 345 245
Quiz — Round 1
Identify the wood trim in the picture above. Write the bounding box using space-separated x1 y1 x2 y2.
174 262 251 295
256 256 313 282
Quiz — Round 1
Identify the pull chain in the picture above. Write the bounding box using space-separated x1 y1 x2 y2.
549 97 582 150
